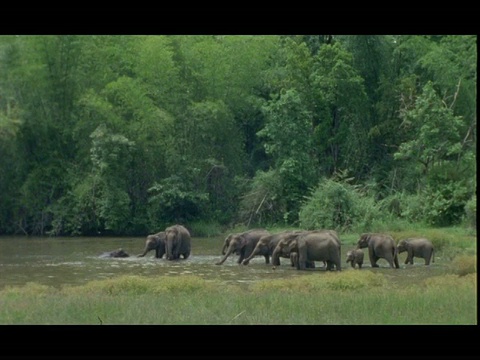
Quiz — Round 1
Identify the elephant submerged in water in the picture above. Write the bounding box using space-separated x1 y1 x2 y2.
397 238 435 265
272 231 341 271
216 229 270 265
165 224 191 260
138 231 166 258
356 233 399 269
99 248 130 258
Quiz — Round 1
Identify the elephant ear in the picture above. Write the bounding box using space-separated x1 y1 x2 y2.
238 235 247 247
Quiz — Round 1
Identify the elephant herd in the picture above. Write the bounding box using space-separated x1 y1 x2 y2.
102 225 435 270
215 229 434 270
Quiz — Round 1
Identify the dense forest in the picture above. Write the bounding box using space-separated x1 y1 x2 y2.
0 35 476 236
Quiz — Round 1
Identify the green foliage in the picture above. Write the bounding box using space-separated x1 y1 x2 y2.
237 169 286 226
148 173 209 226
464 194 476 229
0 35 476 235
187 220 223 237
395 81 464 171
258 89 317 223
299 177 382 232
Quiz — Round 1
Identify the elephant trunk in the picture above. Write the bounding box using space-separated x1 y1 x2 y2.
166 236 174 260
221 241 228 255
242 248 258 265
137 249 148 257
216 245 234 265
271 247 281 267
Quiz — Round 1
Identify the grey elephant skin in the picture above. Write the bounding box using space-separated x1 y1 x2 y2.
216 229 270 265
242 230 303 265
165 224 191 260
272 231 341 271
138 231 166 258
346 249 364 269
356 233 399 268
397 238 435 265
99 248 129 258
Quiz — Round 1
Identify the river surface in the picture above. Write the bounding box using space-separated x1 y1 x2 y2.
0 235 306 289
0 235 451 289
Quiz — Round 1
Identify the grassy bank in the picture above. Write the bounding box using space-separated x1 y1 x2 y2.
0 258 476 325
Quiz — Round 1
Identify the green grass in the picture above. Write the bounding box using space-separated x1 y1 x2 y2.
0 267 476 324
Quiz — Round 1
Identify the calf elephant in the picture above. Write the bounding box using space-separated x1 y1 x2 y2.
346 249 364 269
356 233 399 269
165 224 191 260
242 230 303 265
397 238 435 265
99 248 130 258
272 231 341 271
216 229 270 265
289 251 316 269
138 231 166 258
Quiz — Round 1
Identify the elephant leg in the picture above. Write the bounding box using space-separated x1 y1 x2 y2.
424 252 431 266
394 254 400 268
368 247 378 267
264 255 270 264
407 249 414 264
237 249 246 264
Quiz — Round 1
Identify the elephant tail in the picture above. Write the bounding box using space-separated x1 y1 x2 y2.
432 248 435 263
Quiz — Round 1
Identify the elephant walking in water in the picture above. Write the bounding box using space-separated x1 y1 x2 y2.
138 231 166 258
356 233 399 269
346 249 364 269
272 231 341 271
397 238 435 265
242 230 303 265
165 224 191 260
215 229 270 265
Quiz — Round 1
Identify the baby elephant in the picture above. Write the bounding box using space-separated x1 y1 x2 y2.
99 248 130 258
397 238 435 265
346 249 364 269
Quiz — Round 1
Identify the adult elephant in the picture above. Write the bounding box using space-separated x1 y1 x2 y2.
242 230 303 265
99 248 130 258
397 238 435 265
356 233 399 269
165 224 191 260
272 231 341 271
138 231 166 258
215 229 270 265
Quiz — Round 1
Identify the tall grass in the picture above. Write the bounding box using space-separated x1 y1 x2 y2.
0 270 476 325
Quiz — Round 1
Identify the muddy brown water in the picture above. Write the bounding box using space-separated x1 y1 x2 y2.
0 236 451 289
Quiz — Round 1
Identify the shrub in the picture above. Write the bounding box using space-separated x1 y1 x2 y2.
62 275 213 296
464 194 476 229
188 220 223 237
450 255 477 276
299 178 383 232
322 271 386 291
